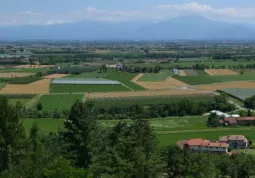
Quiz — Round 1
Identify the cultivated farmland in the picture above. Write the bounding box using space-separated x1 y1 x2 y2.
205 69 238 76
85 89 213 99
219 88 255 101
137 70 172 82
183 69 198 76
33 94 83 110
195 81 255 91
43 74 69 79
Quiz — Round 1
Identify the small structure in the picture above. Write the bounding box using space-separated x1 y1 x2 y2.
210 110 230 117
177 138 229 154
219 135 249 149
219 117 255 126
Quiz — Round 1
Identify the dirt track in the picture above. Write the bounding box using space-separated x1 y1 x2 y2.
194 81 255 91
205 69 237 76
85 89 212 99
0 79 51 94
0 72 35 78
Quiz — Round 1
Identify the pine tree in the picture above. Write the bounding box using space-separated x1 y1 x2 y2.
62 101 97 169
0 98 26 173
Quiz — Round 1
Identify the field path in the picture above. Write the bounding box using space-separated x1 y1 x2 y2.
121 83 134 91
26 94 42 108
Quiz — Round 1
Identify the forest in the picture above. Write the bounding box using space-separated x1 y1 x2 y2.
1 98 255 178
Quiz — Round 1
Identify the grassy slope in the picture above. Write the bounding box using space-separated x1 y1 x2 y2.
32 94 83 110
50 84 130 93
138 70 172 82
23 116 255 146
9 98 31 105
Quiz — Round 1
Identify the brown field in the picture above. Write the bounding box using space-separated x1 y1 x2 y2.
179 70 186 76
43 74 69 79
135 82 175 90
194 81 255 91
0 79 51 94
0 72 35 78
14 65 55 69
205 69 238 76
85 89 212 99
166 77 189 87
132 74 189 90
95 49 112 53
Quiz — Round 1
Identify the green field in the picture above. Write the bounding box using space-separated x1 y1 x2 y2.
0 67 49 73
23 116 255 146
138 70 172 82
50 84 130 93
33 94 83 110
67 72 145 91
174 71 255 85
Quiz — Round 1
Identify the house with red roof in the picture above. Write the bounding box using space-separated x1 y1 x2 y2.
177 138 229 154
219 135 249 149
219 117 255 126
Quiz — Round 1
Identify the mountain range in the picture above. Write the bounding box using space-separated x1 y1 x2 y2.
1 16 255 40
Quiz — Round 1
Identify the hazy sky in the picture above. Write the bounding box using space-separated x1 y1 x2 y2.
2 0 255 25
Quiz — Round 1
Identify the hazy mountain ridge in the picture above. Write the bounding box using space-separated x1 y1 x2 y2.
1 16 255 40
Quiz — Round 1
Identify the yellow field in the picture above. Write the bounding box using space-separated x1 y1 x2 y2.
43 74 69 79
205 69 238 76
0 79 51 94
179 70 186 76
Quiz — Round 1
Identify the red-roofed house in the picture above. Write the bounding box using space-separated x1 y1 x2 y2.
219 117 255 126
219 135 249 149
177 138 229 154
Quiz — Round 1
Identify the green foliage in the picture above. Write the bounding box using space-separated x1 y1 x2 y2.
61 101 97 168
0 98 26 173
138 70 172 82
37 103 43 111
207 113 221 126
0 75 41 84
244 95 255 109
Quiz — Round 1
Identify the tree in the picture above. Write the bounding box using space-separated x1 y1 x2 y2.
61 101 97 169
244 95 255 109
37 103 43 111
0 98 26 173
207 113 221 127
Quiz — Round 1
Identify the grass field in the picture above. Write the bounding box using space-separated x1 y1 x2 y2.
50 84 130 93
0 67 49 73
138 70 172 82
22 116 255 146
33 94 83 110
66 72 145 90
174 72 255 85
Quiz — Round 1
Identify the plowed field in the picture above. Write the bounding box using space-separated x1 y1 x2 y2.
0 79 51 94
166 77 189 87
194 81 255 91
0 72 35 78
179 70 186 76
136 82 175 90
85 89 212 99
205 69 237 76
44 74 69 79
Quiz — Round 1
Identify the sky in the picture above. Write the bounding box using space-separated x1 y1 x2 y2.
2 0 255 25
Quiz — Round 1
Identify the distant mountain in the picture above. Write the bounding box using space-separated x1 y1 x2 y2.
1 16 255 40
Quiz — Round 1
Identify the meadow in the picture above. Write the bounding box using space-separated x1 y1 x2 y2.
138 70 172 82
33 94 83 110
50 84 130 93
22 116 255 146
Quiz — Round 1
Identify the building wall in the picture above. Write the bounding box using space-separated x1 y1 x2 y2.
190 145 227 153
229 140 248 148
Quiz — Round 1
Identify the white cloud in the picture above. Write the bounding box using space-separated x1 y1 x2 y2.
2 2 255 25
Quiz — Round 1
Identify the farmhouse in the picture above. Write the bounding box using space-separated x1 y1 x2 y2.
219 135 249 149
177 138 229 154
219 117 255 126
